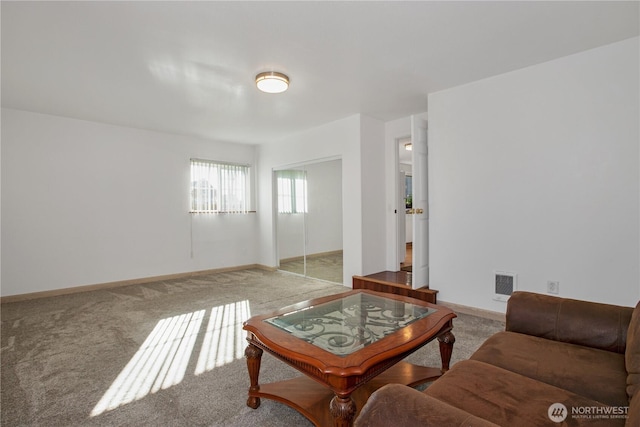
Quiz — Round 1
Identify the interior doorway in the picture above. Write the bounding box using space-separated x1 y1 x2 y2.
395 116 429 290
275 158 343 284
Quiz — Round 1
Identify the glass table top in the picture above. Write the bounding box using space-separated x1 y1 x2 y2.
265 292 436 356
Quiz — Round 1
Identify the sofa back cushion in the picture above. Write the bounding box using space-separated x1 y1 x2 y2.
506 291 633 354
626 301 640 400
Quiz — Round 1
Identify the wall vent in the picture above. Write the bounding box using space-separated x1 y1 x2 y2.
494 271 517 302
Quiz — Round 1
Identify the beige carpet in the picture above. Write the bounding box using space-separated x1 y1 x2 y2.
1 268 504 426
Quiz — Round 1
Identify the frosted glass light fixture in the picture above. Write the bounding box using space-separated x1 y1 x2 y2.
255 71 289 93
404 143 412 151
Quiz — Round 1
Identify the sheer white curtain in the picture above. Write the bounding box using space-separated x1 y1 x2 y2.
190 159 249 213
276 170 307 214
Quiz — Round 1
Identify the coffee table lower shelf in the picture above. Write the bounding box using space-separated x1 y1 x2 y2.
249 361 442 427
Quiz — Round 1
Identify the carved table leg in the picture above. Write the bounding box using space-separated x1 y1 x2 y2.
437 330 456 373
245 343 263 409
330 395 357 427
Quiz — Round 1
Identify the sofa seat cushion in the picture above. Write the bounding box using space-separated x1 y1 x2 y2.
354 383 499 427
470 331 627 407
627 391 640 427
425 360 625 427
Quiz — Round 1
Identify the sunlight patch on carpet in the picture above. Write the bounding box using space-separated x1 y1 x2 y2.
195 300 251 374
91 300 250 417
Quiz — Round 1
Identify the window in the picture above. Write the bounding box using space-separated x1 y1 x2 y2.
276 170 307 214
190 159 250 213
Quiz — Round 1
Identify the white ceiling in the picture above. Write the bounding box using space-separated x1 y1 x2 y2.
2 1 638 145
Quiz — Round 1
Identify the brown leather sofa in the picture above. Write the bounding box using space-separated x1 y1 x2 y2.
355 291 639 426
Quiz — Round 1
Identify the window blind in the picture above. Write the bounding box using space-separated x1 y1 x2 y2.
190 159 249 213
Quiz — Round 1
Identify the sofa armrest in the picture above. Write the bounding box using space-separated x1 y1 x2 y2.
506 291 633 353
354 384 499 427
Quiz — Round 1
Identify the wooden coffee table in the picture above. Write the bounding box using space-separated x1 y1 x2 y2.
243 289 456 427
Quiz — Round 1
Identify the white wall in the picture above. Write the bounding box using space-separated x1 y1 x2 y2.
2 110 386 295
360 115 387 275
1 109 259 296
428 37 640 310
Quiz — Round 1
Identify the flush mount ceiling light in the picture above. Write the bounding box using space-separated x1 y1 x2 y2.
255 71 289 94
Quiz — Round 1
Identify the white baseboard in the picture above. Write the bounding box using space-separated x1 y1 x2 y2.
438 300 506 322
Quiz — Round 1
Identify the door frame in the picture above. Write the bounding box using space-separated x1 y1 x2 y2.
393 117 429 289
